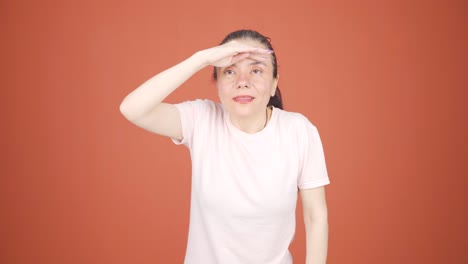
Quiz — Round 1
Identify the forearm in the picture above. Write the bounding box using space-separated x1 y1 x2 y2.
120 51 207 120
304 217 328 264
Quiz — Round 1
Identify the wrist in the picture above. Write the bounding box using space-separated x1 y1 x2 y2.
190 50 210 71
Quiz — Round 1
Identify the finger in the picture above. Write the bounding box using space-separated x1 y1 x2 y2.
231 52 251 64
247 54 270 61
241 47 273 55
226 42 270 54
252 48 274 54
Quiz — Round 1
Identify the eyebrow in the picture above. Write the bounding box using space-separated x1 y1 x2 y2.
250 61 267 66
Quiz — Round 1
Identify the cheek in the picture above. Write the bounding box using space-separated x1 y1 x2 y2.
216 83 230 101
217 75 238 89
252 78 274 92
216 81 227 91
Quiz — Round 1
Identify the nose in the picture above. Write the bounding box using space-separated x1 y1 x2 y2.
236 72 250 88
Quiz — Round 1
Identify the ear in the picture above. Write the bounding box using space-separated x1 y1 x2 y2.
271 74 279 97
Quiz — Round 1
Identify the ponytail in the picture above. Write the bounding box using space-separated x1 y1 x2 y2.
268 87 283 109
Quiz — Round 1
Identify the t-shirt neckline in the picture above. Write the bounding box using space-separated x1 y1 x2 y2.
223 106 277 138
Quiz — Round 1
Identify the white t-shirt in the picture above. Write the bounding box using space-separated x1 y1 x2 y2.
172 99 330 264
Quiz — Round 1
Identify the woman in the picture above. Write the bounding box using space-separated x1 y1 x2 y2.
120 29 330 264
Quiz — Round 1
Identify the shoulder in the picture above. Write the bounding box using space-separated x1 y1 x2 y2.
275 108 317 131
274 109 322 144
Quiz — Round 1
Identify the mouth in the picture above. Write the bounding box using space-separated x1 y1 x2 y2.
232 96 255 104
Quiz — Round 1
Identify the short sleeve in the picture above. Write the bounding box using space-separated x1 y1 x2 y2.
297 119 330 189
170 99 211 148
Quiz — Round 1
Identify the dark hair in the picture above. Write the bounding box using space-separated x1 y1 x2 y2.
212 29 283 109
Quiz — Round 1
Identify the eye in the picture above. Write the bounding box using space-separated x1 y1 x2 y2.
252 69 262 74
224 69 234 75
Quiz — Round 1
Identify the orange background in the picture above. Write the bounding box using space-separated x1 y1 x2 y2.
1 0 467 263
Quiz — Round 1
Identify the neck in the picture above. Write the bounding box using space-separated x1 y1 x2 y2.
229 107 271 134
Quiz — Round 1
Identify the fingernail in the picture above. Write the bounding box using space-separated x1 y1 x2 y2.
266 49 274 53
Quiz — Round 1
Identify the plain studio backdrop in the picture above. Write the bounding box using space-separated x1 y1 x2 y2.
1 0 466 263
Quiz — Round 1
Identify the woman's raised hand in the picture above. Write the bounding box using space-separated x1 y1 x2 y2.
200 41 273 68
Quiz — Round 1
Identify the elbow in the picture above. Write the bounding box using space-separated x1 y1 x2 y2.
304 214 328 233
119 100 132 120
303 207 328 226
119 98 141 121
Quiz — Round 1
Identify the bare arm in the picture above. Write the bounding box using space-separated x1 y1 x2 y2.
300 186 328 264
119 42 271 140
119 52 207 140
